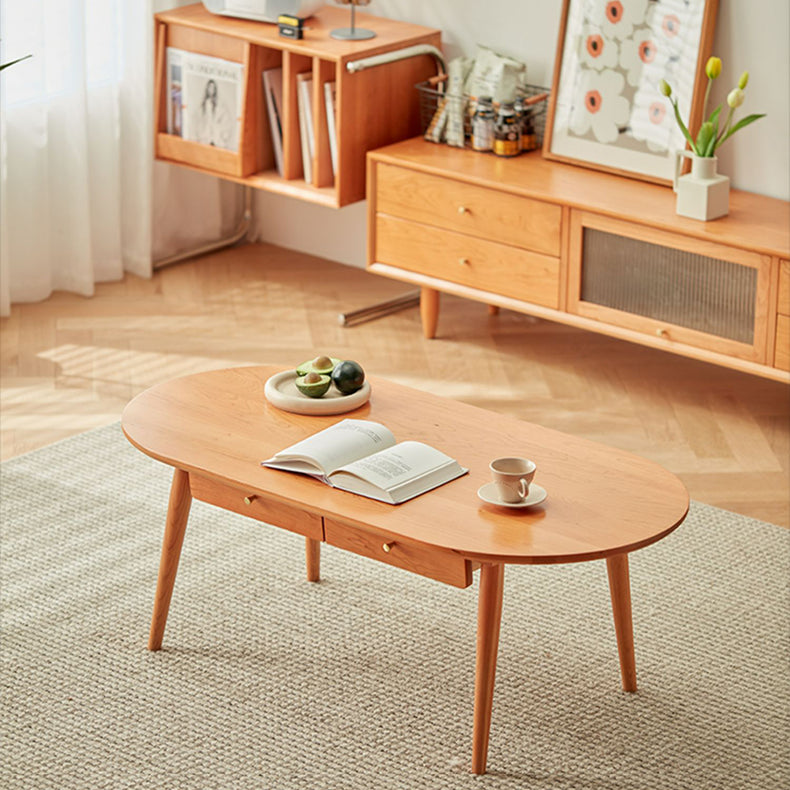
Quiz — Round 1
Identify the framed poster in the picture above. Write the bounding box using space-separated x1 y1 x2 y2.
543 0 719 184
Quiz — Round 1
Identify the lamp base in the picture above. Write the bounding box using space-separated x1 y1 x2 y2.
330 27 376 40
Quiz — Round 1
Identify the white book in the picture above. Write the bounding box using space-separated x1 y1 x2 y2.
323 80 338 176
262 419 467 505
181 51 243 152
296 72 314 184
262 67 284 176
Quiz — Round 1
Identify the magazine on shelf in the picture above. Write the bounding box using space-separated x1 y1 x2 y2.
166 47 185 137
296 72 315 183
262 419 467 505
263 67 285 176
180 51 243 152
323 80 338 176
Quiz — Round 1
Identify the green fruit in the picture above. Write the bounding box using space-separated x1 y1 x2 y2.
331 360 365 395
295 372 331 398
295 354 342 377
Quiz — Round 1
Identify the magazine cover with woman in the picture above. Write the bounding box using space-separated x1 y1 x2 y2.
167 48 242 153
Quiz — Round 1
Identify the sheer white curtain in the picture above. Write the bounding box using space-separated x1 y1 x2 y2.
0 0 155 317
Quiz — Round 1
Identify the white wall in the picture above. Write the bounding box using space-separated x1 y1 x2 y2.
253 0 789 268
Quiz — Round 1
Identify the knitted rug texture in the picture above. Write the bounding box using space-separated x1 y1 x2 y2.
1 423 788 790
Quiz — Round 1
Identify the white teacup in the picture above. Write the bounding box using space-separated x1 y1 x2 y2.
490 457 537 503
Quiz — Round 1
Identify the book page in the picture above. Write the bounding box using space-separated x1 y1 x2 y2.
329 441 453 491
263 419 396 476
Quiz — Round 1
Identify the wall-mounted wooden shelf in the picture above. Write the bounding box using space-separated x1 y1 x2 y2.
154 3 441 208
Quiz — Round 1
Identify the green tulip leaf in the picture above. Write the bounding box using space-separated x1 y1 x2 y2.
671 99 698 154
719 113 766 146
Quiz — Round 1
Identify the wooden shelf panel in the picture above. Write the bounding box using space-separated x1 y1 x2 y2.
155 3 441 62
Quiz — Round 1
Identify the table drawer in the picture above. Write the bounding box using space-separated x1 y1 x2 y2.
189 474 323 540
375 214 560 309
324 518 472 588
375 162 562 257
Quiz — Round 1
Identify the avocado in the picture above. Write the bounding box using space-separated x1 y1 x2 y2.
295 372 331 398
331 360 365 395
295 354 342 377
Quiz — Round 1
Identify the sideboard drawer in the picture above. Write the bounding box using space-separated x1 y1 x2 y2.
376 214 560 309
189 474 323 540
778 259 790 316
775 315 790 371
324 518 473 588
375 162 562 256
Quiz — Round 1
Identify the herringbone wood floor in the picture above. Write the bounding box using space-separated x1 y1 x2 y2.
2 243 788 526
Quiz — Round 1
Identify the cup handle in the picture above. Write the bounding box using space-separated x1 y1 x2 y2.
518 479 527 499
674 149 693 193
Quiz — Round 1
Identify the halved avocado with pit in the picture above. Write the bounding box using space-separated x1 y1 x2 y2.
295 354 342 377
295 372 331 398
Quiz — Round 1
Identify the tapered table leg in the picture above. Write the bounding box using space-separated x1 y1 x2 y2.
306 537 321 582
148 468 192 651
606 552 637 692
420 287 440 339
472 563 505 775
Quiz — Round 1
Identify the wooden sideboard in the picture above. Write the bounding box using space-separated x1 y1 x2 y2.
367 138 790 382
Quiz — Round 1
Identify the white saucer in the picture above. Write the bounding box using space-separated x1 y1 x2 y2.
264 370 371 415
477 482 547 508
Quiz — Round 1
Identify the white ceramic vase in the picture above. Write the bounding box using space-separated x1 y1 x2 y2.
673 151 730 221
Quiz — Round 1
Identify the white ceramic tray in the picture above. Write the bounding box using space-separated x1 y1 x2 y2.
264 370 371 415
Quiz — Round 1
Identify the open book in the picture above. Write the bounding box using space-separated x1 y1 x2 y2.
262 419 467 504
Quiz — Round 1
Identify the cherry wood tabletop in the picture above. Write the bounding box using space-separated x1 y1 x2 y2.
121 365 689 565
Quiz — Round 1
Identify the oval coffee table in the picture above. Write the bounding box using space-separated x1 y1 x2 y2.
122 365 689 775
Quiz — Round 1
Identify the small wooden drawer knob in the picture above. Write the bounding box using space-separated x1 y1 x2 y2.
382 542 395 553
458 205 469 215
656 328 669 339
243 495 257 505
459 257 470 266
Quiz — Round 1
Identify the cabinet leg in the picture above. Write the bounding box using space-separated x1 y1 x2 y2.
488 305 499 316
148 468 192 651
472 563 505 775
606 552 637 692
306 537 321 582
420 287 440 339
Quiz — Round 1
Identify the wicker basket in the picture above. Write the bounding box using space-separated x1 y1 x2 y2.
416 78 550 153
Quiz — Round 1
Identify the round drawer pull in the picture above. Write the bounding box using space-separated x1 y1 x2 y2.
458 205 469 215
656 328 670 339
382 542 395 553
459 257 470 266
243 495 257 505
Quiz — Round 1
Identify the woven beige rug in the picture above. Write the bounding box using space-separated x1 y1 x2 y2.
1 424 788 789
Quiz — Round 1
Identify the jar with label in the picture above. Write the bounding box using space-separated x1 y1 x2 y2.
493 102 520 157
521 108 537 151
471 96 495 152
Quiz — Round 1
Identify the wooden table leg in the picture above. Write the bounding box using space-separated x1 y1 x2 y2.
472 563 505 775
606 552 637 692
420 287 440 339
148 468 192 651
306 537 321 582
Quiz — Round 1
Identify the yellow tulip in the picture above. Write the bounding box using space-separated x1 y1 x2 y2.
660 79 672 97
705 56 722 79
738 71 749 89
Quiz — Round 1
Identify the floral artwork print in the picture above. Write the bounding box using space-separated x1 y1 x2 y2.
547 0 711 182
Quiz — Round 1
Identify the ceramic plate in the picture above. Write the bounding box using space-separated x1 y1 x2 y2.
477 482 547 508
264 370 371 415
